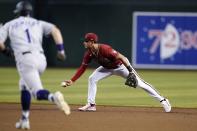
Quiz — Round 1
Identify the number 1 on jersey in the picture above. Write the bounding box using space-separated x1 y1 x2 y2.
25 29 31 43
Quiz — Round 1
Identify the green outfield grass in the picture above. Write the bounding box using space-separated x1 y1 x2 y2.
0 67 197 108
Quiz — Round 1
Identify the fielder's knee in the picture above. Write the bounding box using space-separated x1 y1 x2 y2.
89 75 99 84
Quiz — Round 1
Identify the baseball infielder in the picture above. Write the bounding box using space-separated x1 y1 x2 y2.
62 32 171 113
0 1 70 130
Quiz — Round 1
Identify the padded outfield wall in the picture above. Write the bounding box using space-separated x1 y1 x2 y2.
0 0 197 68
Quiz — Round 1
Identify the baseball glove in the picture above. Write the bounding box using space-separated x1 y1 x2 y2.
125 72 138 88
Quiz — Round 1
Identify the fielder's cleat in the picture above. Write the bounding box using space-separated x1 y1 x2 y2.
54 91 71 115
78 103 96 111
15 118 30 130
160 98 171 113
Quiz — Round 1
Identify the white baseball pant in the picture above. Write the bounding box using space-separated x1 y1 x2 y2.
87 64 164 104
16 51 47 98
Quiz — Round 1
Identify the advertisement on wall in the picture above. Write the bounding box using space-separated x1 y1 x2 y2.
132 12 197 69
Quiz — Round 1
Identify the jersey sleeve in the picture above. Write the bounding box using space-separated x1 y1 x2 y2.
40 20 55 36
71 64 88 82
71 51 92 82
0 23 9 43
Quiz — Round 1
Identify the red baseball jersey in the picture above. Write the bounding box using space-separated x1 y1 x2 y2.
83 44 122 69
71 44 122 82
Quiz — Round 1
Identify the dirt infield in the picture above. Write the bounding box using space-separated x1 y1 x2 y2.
0 103 197 131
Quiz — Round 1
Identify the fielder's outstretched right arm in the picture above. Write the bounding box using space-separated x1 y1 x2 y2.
61 63 88 87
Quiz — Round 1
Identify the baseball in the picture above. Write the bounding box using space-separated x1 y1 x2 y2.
61 81 66 87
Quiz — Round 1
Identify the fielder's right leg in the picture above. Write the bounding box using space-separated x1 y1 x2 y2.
78 66 112 111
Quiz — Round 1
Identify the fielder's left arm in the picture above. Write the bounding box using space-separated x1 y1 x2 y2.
116 53 138 88
116 53 132 72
